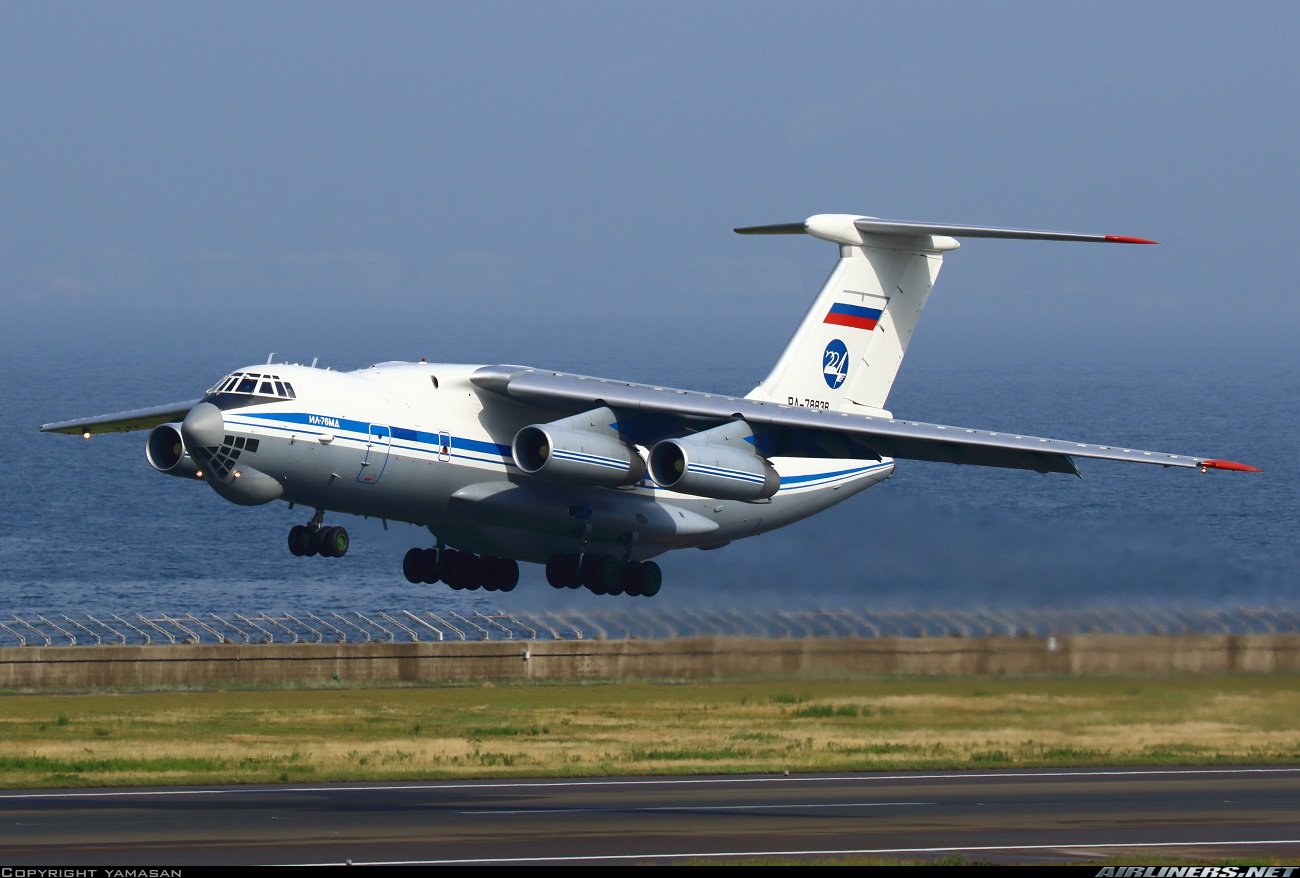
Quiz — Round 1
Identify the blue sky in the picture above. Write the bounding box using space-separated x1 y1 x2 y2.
4 2 1296 374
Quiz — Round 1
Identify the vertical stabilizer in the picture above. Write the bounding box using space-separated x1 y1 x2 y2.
739 213 1155 415
743 215 956 415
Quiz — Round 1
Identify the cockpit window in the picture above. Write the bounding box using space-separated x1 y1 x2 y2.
207 371 298 401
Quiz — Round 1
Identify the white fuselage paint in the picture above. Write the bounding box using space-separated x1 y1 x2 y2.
203 361 893 563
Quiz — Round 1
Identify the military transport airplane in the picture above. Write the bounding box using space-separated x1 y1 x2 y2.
41 214 1259 597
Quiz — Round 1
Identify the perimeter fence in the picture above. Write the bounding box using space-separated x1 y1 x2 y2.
1 606 1297 647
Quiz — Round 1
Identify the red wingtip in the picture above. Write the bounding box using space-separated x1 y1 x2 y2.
1200 459 1263 473
1105 235 1159 245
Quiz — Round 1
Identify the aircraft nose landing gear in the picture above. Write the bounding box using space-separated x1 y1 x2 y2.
287 511 349 559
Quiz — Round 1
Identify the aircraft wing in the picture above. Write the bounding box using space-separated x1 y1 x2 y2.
472 366 1259 476
40 400 203 436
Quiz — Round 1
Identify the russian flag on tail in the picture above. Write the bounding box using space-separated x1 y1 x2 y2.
824 302 882 331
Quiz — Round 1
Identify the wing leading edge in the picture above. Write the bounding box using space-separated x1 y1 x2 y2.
40 400 202 436
471 366 1259 476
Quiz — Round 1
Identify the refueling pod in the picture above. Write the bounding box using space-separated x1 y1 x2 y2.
649 420 779 501
512 406 646 487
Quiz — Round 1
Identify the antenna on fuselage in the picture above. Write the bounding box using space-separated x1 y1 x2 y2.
266 352 276 364
310 357 319 368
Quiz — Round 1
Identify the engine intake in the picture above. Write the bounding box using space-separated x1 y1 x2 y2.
145 424 202 478
648 421 779 501
512 407 646 487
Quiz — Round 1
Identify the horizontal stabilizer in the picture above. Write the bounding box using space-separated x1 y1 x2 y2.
736 214 1156 245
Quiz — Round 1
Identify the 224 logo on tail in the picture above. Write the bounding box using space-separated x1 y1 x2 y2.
822 339 849 389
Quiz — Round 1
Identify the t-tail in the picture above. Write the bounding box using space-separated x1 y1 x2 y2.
740 214 1156 416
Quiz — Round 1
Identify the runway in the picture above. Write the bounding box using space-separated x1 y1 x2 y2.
2 767 1299 865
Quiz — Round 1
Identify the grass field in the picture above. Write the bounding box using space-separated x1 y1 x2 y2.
1 674 1297 789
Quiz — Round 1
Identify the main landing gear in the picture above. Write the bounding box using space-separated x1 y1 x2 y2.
545 553 662 598
402 547 519 592
287 512 349 559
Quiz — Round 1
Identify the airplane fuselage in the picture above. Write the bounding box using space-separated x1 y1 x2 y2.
184 360 893 564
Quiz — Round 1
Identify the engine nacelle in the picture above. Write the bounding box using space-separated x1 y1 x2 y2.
648 421 780 501
145 424 202 479
513 407 646 487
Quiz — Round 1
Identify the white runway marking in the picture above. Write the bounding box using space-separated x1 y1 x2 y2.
1 766 1297 800
456 801 934 815
307 839 1300 866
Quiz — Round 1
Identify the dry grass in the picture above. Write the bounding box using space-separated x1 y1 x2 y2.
0 674 1297 788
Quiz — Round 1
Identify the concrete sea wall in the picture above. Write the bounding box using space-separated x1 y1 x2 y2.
1 634 1297 690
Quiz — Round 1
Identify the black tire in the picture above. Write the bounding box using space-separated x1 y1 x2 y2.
463 553 483 591
421 547 440 584
288 525 308 557
545 554 566 588
560 554 582 589
326 526 349 558
303 528 321 557
639 560 662 597
619 561 643 597
441 549 463 588
443 550 481 590
606 563 626 596
498 558 519 592
581 554 618 594
402 548 424 584
317 526 337 558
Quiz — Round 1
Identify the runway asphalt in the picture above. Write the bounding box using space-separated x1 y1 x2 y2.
2 767 1299 865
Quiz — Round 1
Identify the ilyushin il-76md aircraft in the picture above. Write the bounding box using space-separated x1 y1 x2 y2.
43 215 1259 597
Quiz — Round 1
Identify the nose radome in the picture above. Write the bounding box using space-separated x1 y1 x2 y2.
181 402 225 449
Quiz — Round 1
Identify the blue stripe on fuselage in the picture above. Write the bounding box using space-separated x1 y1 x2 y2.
228 411 890 491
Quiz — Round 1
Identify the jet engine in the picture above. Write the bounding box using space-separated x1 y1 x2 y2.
145 424 202 478
648 420 779 501
512 406 646 487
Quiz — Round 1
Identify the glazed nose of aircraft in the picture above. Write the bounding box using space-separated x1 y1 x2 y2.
181 402 225 450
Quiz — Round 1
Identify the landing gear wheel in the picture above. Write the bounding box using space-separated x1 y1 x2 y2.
581 554 619 594
484 557 519 593
546 554 581 589
288 525 309 557
329 526 349 558
303 528 321 557
404 547 438 584
639 561 662 597
498 558 519 592
442 550 481 590
318 526 336 558
619 561 644 597
421 547 440 584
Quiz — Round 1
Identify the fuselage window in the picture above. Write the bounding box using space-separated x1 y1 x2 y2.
237 377 257 394
274 381 286 397
259 381 274 395
245 438 260 453
431 376 440 390
283 382 296 399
